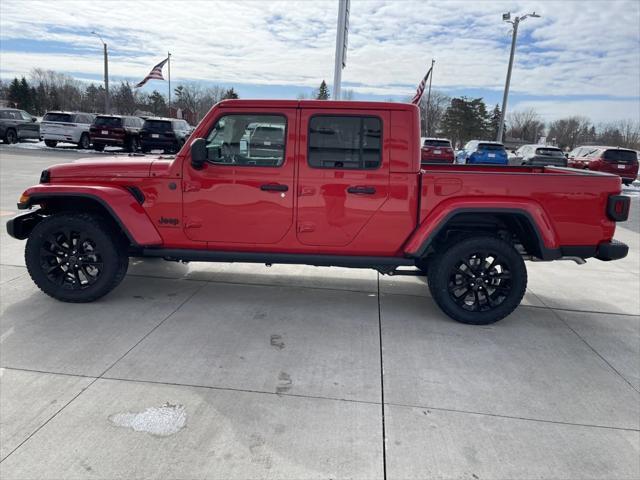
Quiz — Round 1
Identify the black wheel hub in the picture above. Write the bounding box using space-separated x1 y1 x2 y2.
40 228 104 290
447 251 512 312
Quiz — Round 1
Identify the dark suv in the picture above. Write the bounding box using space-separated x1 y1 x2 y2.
140 117 192 153
89 115 144 152
0 108 40 144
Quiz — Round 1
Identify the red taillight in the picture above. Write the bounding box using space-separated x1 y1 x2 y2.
607 195 630 221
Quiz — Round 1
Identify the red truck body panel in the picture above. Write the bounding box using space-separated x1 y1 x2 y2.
16 99 627 262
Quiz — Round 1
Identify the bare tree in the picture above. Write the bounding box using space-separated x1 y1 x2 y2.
507 108 545 143
547 116 593 150
597 120 640 150
418 90 450 137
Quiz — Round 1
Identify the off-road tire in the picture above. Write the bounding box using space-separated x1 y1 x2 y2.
427 235 527 325
44 139 58 148
25 213 129 303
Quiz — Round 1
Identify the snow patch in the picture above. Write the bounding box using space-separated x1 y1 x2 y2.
109 402 187 437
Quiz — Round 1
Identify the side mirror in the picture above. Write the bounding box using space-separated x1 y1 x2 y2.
31 116 37 122
190 138 207 170
564 153 569 158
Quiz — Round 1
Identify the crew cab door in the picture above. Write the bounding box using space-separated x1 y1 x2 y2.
182 108 296 244
296 109 389 246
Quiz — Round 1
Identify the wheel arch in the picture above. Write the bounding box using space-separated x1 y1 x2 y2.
405 206 561 261
16 186 163 247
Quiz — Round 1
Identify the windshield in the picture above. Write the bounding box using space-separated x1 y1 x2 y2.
603 149 637 163
94 116 122 127
478 143 504 151
423 139 451 147
43 113 73 123
535 148 564 157
143 120 172 132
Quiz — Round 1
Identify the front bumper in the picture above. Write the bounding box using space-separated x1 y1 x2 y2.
42 132 79 143
595 240 629 261
6 210 42 240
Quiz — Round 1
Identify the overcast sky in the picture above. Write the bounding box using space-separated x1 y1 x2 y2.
1 0 639 123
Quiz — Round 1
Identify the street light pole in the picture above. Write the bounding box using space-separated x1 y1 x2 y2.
92 31 110 114
496 12 540 143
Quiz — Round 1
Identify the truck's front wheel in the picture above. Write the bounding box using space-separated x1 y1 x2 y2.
25 213 129 303
427 236 527 325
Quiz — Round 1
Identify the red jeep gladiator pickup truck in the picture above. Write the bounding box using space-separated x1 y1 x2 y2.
7 100 631 325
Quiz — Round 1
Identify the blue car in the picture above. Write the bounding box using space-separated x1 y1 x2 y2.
456 140 508 165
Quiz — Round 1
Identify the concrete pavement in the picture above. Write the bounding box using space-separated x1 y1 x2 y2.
1 145 639 479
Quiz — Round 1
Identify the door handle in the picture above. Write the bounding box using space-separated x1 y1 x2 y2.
260 184 289 192
347 186 376 195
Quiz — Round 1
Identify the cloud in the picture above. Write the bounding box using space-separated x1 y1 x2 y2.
0 0 638 122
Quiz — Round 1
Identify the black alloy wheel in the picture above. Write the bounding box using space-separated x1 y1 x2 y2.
446 250 512 313
40 228 104 290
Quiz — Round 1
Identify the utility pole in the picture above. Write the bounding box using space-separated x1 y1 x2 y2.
332 0 350 100
496 12 540 143
92 31 109 113
425 58 435 136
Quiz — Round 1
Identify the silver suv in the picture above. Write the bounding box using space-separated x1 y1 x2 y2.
512 144 568 167
41 111 95 149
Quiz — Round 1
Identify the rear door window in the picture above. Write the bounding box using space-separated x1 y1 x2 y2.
478 143 504 151
43 113 73 123
146 120 173 132
535 148 564 157
604 149 637 163
423 139 450 147
308 116 382 169
94 116 122 127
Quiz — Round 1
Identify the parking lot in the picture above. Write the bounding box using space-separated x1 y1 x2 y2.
0 144 639 479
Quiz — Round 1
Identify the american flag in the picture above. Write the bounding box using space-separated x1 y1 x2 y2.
134 57 169 88
410 64 433 104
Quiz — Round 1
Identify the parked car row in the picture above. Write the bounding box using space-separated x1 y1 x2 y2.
0 107 194 153
419 135 637 185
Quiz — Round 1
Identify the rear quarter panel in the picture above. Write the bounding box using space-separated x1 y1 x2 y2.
411 166 621 252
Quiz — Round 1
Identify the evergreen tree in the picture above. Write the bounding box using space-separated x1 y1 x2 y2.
440 97 492 148
7 78 21 108
149 90 168 116
19 77 32 111
316 80 330 100
489 104 503 140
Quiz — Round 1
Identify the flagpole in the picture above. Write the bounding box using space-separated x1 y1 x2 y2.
425 58 435 136
167 52 171 116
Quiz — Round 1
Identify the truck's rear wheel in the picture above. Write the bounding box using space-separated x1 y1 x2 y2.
427 236 527 325
25 213 128 303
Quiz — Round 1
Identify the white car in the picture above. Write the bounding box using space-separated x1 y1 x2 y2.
40 111 95 149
